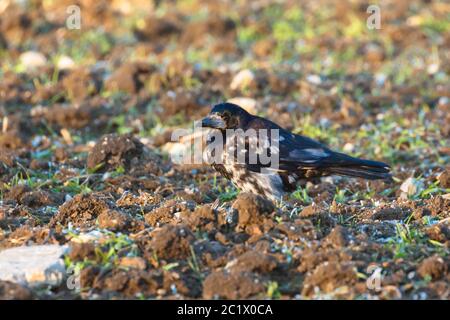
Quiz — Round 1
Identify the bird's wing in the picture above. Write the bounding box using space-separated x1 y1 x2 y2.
277 130 333 170
277 130 391 178
240 117 391 180
242 117 332 172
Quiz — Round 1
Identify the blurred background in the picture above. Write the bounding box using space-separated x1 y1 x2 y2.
1 0 449 140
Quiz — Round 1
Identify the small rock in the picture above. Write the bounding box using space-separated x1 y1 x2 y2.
375 73 387 86
230 69 255 91
399 177 423 199
427 63 439 75
19 51 47 70
306 74 321 85
343 143 355 153
56 55 75 70
0 245 68 288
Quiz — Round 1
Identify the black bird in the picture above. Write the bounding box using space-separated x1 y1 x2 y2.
201 102 392 201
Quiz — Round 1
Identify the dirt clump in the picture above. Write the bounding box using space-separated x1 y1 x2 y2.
323 225 351 249
4 185 32 203
0 5 36 47
275 219 318 242
158 89 208 120
370 206 409 220
425 222 450 243
44 103 109 130
4 185 63 208
301 261 358 297
424 196 450 217
417 256 448 280
226 250 277 274
144 208 174 227
162 271 202 297
1 0 449 301
85 268 163 298
118 257 147 270
4 225 61 248
297 245 353 273
61 67 102 102
68 242 97 262
133 15 181 42
181 205 225 232
299 204 336 235
438 168 450 188
86 133 144 172
105 62 155 94
232 193 275 234
143 224 195 261
0 281 34 300
193 240 228 267
97 209 144 232
0 72 30 106
144 200 195 227
202 271 264 299
0 116 34 149
298 203 317 217
49 193 111 229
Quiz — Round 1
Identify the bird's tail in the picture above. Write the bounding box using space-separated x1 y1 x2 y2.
325 152 392 180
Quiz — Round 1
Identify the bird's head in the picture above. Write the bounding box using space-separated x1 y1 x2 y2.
201 103 251 130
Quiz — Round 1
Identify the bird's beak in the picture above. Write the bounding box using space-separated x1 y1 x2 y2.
201 114 226 129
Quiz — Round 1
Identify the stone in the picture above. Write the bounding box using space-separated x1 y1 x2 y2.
0 245 68 288
399 177 423 199
230 69 255 91
70 230 104 243
19 51 47 70
56 55 75 70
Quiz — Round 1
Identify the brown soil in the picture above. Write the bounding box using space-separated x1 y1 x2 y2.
232 193 276 234
202 271 265 299
0 281 34 300
87 133 146 172
49 193 111 229
141 224 195 261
